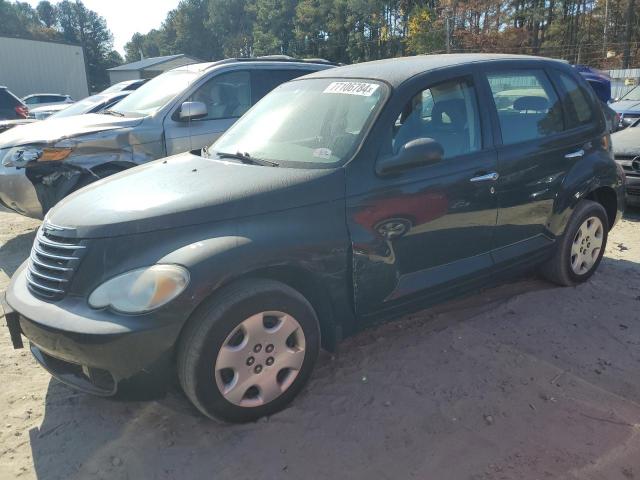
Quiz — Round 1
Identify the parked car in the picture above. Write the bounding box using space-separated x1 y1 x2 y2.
612 117 640 207
100 79 148 94
0 91 133 134
2 54 624 423
22 93 73 115
611 85 640 129
0 119 33 134
28 91 132 121
0 86 28 120
0 57 335 218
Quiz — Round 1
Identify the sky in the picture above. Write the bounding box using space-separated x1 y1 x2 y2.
24 0 182 55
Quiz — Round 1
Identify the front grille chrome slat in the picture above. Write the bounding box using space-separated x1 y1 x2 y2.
29 253 73 272
37 235 86 250
27 226 86 300
29 269 70 283
26 272 65 294
33 244 79 262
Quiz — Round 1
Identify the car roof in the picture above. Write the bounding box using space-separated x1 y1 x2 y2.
304 53 567 87
23 93 67 98
171 56 338 74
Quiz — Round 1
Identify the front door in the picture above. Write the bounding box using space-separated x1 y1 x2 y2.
348 75 498 317
164 70 251 155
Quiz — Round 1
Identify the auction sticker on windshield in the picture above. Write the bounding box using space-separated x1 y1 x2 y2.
323 82 380 96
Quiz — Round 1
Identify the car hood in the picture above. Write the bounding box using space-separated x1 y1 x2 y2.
0 113 143 148
47 153 345 238
612 126 640 156
611 99 640 113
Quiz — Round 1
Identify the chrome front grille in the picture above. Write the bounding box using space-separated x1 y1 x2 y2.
27 226 86 300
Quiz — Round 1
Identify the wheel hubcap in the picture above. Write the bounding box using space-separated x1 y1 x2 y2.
570 216 603 275
215 311 306 407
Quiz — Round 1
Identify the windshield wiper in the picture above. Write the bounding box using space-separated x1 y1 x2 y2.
103 109 125 117
215 151 279 167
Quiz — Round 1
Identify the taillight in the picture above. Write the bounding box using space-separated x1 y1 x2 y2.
14 105 28 119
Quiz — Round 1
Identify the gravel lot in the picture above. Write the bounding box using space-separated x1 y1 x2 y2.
1 204 639 480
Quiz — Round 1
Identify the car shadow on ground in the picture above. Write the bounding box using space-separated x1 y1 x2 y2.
0 230 36 278
26 256 640 480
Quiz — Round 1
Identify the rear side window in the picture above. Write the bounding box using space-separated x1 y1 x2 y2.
487 70 564 145
41 95 65 103
24 96 40 105
251 69 313 104
557 73 593 127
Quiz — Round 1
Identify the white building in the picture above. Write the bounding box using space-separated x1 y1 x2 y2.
107 54 201 85
0 36 89 100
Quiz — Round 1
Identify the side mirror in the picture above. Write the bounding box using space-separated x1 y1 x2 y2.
179 101 207 121
376 138 444 176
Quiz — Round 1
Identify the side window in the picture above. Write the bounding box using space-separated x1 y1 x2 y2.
557 72 594 127
189 71 251 120
487 70 564 145
24 96 39 105
251 69 309 103
43 95 63 103
391 78 481 159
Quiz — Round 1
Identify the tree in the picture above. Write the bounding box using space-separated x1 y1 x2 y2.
36 0 56 27
252 0 297 55
56 0 120 91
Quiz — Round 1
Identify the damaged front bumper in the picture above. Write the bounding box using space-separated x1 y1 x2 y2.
0 159 86 219
0 163 44 218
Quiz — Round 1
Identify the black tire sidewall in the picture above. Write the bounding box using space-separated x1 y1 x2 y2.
561 202 609 284
188 286 320 422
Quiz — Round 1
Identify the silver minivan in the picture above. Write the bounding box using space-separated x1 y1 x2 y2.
0 58 334 218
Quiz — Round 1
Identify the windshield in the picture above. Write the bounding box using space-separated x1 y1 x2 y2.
111 70 198 117
212 78 387 168
100 82 128 94
50 95 106 119
620 86 640 101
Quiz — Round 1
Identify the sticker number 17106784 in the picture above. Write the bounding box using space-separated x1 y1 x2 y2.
323 81 380 97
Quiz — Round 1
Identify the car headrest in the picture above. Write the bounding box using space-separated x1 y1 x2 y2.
432 99 467 128
513 96 549 112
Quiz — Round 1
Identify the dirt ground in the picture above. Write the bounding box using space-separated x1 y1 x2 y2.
1 205 639 480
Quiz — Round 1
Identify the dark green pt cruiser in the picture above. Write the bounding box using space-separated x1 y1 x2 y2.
2 54 625 422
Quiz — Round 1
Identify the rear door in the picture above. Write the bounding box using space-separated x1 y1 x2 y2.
484 67 601 265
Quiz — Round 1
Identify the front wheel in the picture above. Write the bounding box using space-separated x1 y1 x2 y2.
177 279 320 422
541 199 608 286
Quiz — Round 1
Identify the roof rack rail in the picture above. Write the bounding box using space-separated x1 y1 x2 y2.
205 56 340 69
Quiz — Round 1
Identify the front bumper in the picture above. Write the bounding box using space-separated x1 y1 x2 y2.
625 174 640 206
4 265 182 396
0 164 43 218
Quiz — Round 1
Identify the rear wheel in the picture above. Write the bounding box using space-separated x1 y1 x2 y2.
177 279 320 422
541 200 608 286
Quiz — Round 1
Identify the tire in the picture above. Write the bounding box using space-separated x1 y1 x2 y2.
540 199 608 286
177 278 320 422
74 166 124 192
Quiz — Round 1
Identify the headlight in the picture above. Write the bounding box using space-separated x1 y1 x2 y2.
88 265 190 314
1 145 73 167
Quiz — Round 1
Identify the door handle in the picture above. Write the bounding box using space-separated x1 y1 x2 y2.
470 172 499 182
565 149 585 159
